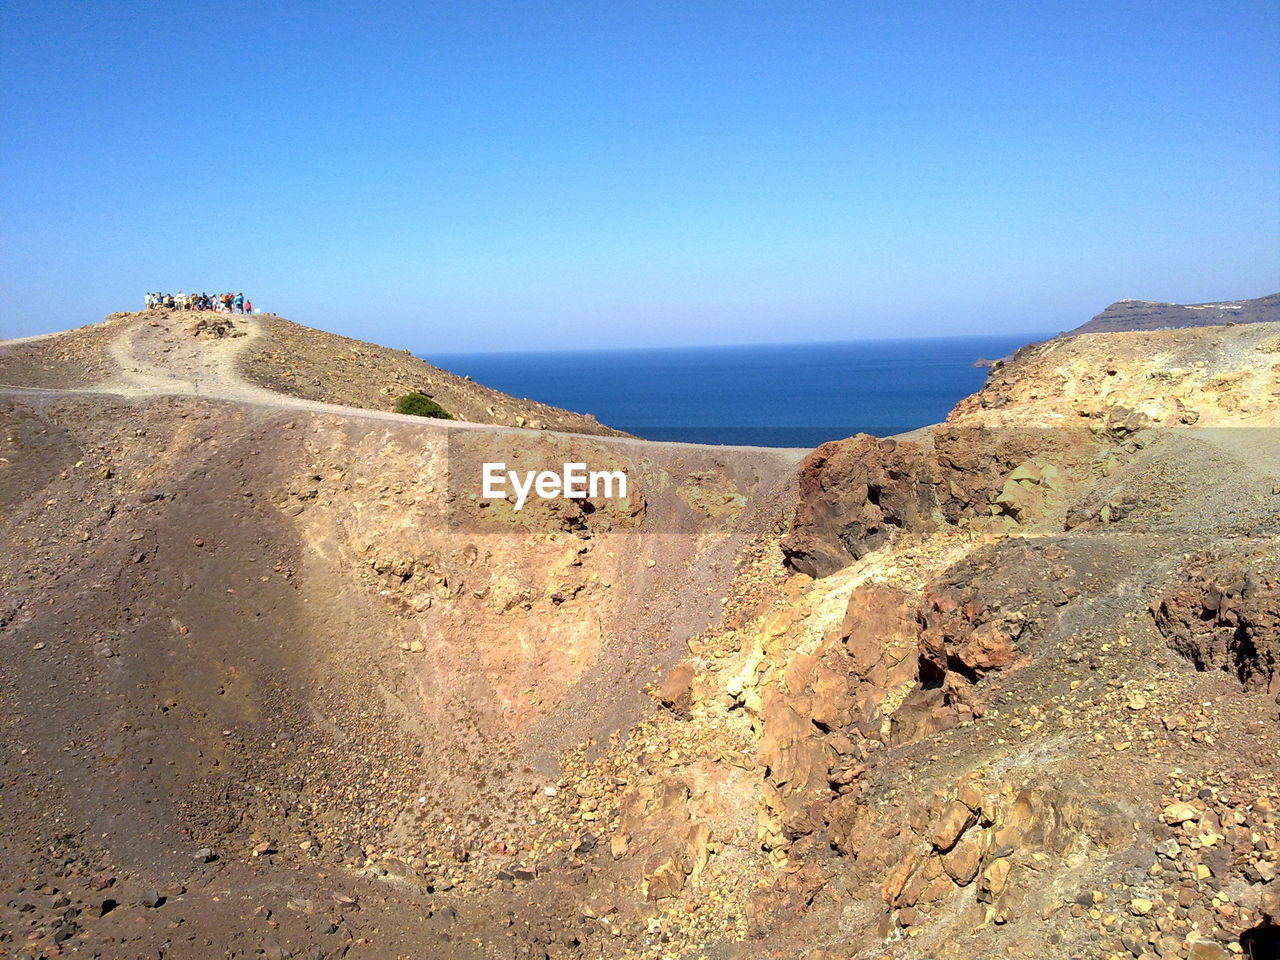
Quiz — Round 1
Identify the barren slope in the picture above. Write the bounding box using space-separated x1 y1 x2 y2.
0 310 801 959
1 313 1277 960
1 309 626 436
237 312 626 434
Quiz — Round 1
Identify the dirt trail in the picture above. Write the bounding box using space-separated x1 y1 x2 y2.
0 311 810 959
4 311 808 459
103 311 273 397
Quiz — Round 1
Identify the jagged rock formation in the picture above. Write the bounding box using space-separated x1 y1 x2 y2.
1153 549 1280 696
781 434 945 577
1 311 1278 959
780 425 1093 578
1066 292 1280 336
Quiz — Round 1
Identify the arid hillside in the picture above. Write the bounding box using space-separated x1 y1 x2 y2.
237 313 626 435
1 309 625 436
0 311 1277 960
960 320 1280 428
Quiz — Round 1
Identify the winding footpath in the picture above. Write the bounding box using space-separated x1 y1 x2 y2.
0 310 809 462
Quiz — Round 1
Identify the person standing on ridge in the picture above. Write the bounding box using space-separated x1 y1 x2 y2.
233 292 244 314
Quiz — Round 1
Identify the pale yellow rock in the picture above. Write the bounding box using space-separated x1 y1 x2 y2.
1007 462 1043 484
1128 897 1153 916
1162 801 1200 824
981 858 1011 898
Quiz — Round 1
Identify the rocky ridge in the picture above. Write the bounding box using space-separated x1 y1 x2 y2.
1066 293 1280 337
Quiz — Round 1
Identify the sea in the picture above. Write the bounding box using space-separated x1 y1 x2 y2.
428 333 1043 449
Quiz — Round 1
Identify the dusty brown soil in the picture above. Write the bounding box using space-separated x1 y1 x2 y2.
0 312 1277 960
0 318 125 389
237 312 627 435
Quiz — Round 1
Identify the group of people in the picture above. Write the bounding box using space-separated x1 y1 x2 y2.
144 291 254 313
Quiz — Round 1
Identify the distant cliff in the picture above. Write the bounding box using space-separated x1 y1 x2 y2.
1065 291 1280 335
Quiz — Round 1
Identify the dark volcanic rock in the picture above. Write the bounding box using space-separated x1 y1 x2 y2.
1153 550 1280 696
781 426 1072 578
780 435 945 578
915 538 1086 684
1066 292 1280 336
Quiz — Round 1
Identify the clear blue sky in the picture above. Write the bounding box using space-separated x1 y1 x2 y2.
2 1 1277 350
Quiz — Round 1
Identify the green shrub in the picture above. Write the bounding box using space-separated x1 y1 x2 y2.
395 392 456 419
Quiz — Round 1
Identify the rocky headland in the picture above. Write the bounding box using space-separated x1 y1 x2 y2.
1065 293 1280 337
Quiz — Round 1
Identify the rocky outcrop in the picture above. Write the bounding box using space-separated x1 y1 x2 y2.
756 584 918 846
886 539 1086 747
873 782 1131 930
950 320 1280 428
610 780 711 902
782 425 1092 578
916 539 1079 685
1153 551 1280 696
191 315 244 339
780 435 944 577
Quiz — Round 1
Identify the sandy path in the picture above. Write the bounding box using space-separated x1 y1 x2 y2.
1 312 810 464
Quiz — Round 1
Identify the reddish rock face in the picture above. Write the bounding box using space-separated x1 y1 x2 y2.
918 584 1022 683
1153 551 1280 696
915 539 1081 688
780 435 945 578
780 425 1090 578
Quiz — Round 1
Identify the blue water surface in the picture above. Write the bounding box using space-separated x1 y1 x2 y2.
427 334 1042 448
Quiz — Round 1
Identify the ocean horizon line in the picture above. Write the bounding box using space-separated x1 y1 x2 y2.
425 329 1054 360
